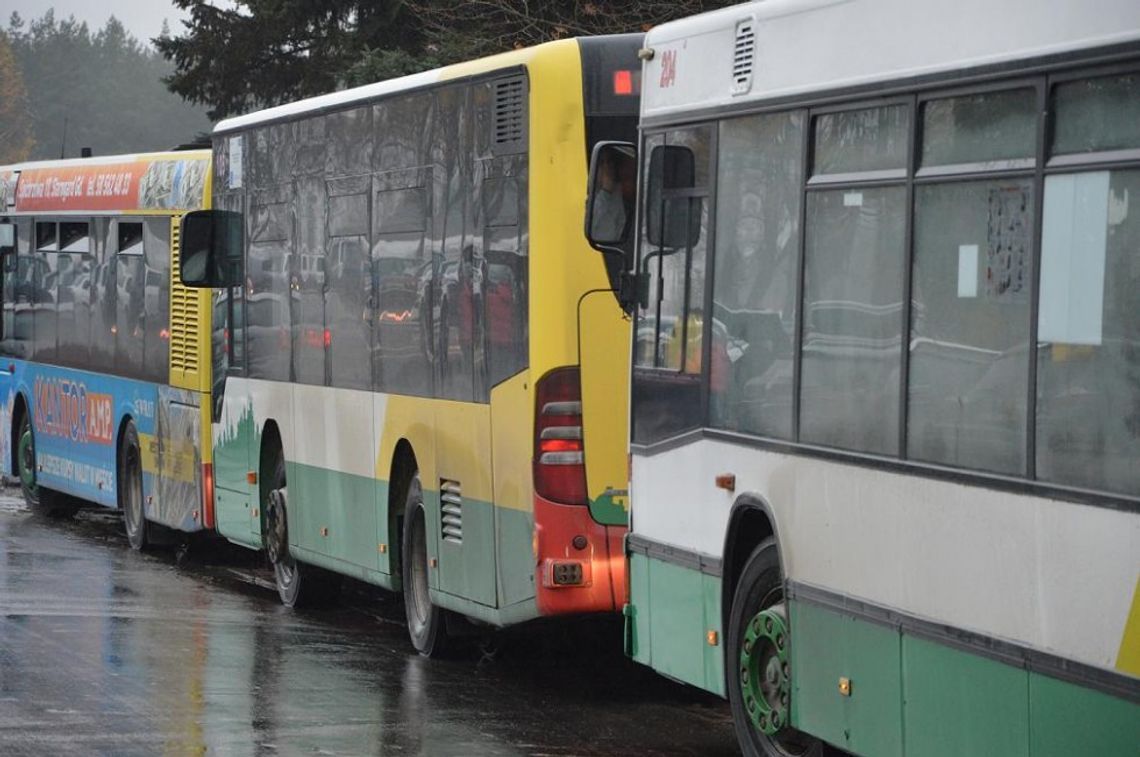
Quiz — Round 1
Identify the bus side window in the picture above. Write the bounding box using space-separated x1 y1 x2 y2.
709 111 805 441
115 221 146 375
482 172 527 389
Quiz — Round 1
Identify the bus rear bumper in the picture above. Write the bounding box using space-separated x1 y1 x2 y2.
534 494 628 616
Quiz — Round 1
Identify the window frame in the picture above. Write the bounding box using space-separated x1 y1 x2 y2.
635 125 718 381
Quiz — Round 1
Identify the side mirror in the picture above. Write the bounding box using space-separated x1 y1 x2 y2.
0 223 14 256
585 140 637 252
180 210 244 288
646 145 701 250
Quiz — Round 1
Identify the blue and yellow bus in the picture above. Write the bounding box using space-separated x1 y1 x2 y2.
0 150 216 549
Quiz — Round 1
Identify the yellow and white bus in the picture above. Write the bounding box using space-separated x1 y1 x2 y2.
179 35 641 653
586 0 1140 754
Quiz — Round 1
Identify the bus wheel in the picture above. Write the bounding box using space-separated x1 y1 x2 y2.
728 538 825 757
264 453 338 608
120 421 149 550
17 412 76 519
401 471 450 657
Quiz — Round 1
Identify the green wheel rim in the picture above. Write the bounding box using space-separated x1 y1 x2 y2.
18 424 37 493
739 605 791 736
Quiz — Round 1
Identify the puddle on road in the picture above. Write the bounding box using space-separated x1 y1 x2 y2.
0 488 27 514
0 485 738 756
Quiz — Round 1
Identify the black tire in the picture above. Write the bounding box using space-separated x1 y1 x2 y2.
727 538 827 757
264 452 340 608
401 472 450 657
17 411 77 519
119 420 149 551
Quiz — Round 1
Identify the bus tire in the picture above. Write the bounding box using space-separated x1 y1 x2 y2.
401 471 451 657
728 538 828 757
265 452 339 608
120 420 149 550
17 411 77 519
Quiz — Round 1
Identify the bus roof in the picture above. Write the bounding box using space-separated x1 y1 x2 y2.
640 0 1140 121
0 150 211 215
215 35 640 135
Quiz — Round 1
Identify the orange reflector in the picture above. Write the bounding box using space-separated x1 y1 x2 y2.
715 473 736 492
247 471 258 485
613 69 633 95
202 463 215 529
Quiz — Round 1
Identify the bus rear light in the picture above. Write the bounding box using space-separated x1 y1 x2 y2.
202 462 215 530
534 367 588 505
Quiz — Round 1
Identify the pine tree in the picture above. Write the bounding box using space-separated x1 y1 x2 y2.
8 11 212 159
157 0 739 120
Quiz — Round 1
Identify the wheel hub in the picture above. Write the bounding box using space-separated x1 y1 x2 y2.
740 604 791 736
18 428 36 490
265 488 288 565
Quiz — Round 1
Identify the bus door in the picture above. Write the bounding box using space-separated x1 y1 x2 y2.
0 213 17 473
210 256 257 546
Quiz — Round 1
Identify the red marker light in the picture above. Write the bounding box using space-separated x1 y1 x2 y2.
613 70 633 95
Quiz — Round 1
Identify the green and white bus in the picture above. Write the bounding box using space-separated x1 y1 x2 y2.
585 0 1140 754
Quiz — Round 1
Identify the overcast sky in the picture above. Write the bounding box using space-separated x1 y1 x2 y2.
3 1 233 46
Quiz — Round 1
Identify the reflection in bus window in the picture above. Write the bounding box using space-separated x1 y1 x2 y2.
632 126 711 446
1051 73 1140 156
116 221 146 370
142 218 171 383
482 172 528 389
56 222 94 368
813 104 909 177
921 89 1036 170
908 179 1034 474
327 183 372 391
434 85 475 403
248 192 293 382
800 187 906 455
1037 168 1140 495
710 111 803 440
90 220 116 371
35 222 57 252
374 184 431 396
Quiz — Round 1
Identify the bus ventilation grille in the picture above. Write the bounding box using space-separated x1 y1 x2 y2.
169 218 200 376
732 19 755 95
492 77 526 153
440 479 463 545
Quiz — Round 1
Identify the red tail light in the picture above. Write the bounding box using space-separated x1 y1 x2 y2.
534 366 587 505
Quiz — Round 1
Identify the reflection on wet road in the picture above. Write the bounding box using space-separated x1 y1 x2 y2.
0 491 736 756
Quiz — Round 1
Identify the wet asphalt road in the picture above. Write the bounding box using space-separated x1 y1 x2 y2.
0 489 737 756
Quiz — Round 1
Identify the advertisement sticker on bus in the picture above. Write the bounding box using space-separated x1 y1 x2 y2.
33 375 114 446
14 157 209 213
